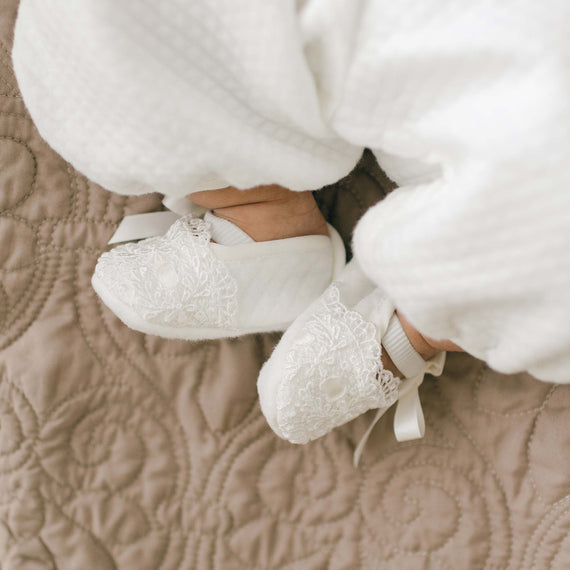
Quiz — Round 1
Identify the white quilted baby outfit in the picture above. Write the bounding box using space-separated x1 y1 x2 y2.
12 0 570 382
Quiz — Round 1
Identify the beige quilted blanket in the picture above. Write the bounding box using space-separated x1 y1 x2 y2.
1 3 570 568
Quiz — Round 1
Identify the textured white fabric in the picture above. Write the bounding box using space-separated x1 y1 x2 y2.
258 260 400 444
12 0 570 381
94 217 239 332
258 259 447 449
382 313 427 379
92 217 346 339
275 284 399 444
12 0 361 194
203 211 254 246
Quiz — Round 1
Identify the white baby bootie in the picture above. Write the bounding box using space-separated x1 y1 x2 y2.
257 259 445 463
92 208 346 340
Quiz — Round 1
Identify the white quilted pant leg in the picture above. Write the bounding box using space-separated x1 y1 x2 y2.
12 0 362 196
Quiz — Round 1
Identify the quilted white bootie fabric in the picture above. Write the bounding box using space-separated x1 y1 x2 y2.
12 0 570 382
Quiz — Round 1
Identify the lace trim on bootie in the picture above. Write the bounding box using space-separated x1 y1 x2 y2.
275 284 400 444
94 216 238 328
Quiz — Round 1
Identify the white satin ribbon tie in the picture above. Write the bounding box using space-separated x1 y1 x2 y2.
108 196 207 244
394 376 425 442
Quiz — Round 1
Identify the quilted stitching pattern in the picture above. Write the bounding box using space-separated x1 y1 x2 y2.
1 3 570 567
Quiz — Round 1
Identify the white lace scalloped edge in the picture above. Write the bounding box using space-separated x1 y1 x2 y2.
93 216 238 329
275 284 400 444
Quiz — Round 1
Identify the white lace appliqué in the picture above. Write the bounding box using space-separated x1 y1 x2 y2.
276 284 400 444
95 216 237 328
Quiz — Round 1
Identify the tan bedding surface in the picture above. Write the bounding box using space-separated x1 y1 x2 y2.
2 3 570 568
